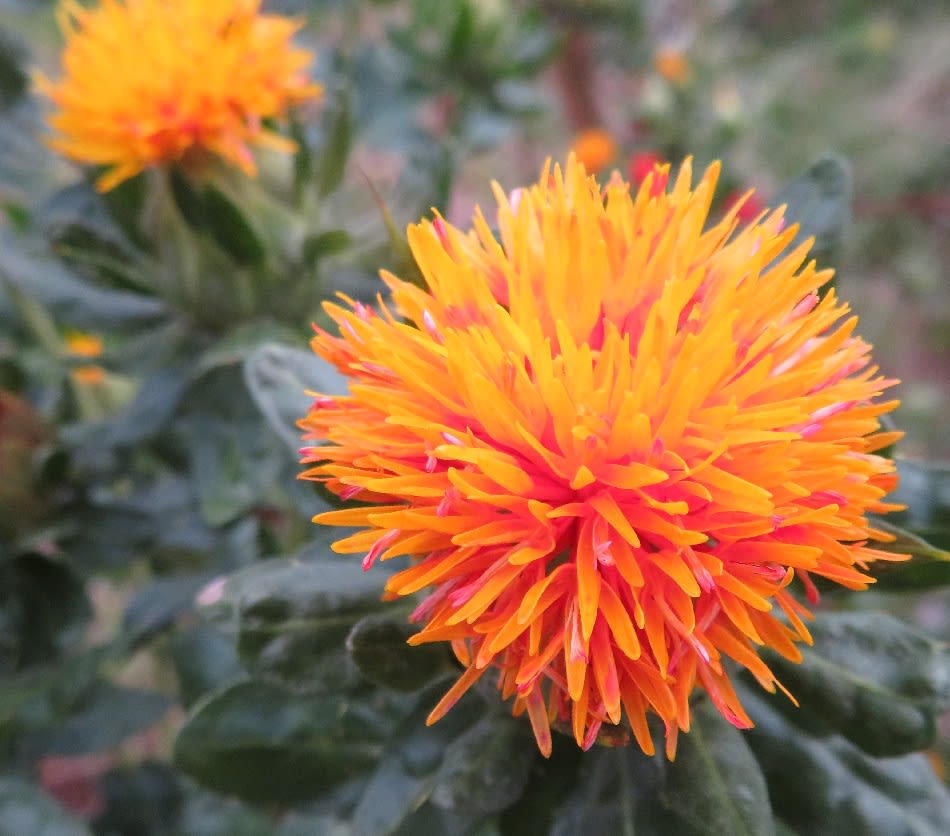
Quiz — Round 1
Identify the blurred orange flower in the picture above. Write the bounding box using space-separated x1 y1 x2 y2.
301 157 904 758
37 0 322 191
654 47 690 85
65 331 103 359
570 128 617 174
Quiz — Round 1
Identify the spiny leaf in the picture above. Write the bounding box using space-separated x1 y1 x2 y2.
763 611 950 756
742 685 950 836
866 517 950 591
647 700 774 836
174 679 381 804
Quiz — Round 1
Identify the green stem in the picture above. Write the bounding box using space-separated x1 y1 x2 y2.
618 748 636 836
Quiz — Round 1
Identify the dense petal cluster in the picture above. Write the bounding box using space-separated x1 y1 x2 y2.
37 0 321 191
300 157 903 757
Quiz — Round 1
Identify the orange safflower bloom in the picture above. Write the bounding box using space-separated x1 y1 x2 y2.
36 0 322 191
300 157 904 758
570 128 617 174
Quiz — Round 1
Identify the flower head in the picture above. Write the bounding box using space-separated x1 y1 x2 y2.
300 157 904 757
37 0 322 191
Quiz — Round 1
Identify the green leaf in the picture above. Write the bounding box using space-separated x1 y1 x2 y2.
0 778 91 836
0 29 28 109
0 554 91 669
122 573 212 643
430 714 536 816
362 172 428 288
168 626 243 709
37 183 141 288
199 538 385 687
61 353 193 450
887 458 950 551
99 171 149 247
181 366 287 526
174 679 381 804
192 321 301 380
864 518 950 591
497 744 581 836
0 276 65 356
318 89 353 197
543 745 658 835
169 169 207 230
0 646 114 730
201 184 267 267
645 699 774 836
244 341 347 451
301 229 352 270
772 156 852 266
350 685 485 836
346 614 456 692
186 413 285 526
0 228 166 331
351 748 435 836
742 686 950 836
763 611 950 756
94 761 183 836
445 3 475 65
288 113 313 206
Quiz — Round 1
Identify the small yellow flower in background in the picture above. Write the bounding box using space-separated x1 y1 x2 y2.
65 331 103 359
654 47 690 86
301 157 904 758
37 0 322 191
569 128 617 174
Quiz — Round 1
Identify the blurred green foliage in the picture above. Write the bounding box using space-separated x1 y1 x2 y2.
0 0 948 833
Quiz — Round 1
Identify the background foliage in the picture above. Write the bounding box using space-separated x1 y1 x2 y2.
0 0 948 833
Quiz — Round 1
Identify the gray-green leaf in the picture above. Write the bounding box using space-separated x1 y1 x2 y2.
772 155 852 266
647 699 774 836
174 679 381 804
763 611 950 756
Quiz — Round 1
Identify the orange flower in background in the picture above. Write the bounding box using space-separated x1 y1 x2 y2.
65 331 103 359
654 47 690 85
300 156 904 758
37 0 322 191
569 128 617 174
